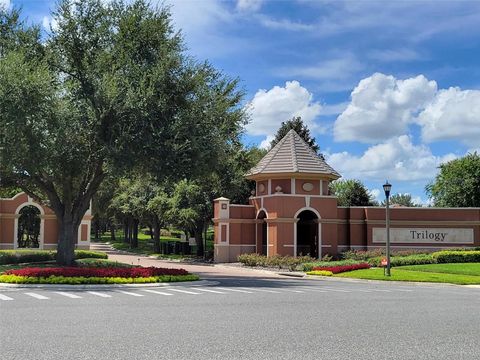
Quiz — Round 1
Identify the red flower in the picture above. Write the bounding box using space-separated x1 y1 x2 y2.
5 267 189 278
311 263 370 274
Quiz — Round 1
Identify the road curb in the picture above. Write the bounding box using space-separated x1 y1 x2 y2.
0 279 219 290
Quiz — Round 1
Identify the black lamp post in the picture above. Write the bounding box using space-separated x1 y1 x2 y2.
383 181 392 276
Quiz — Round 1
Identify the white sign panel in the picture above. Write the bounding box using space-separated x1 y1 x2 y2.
372 228 474 244
188 237 196 246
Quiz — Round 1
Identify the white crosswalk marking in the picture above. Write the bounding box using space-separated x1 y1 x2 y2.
142 289 174 296
321 287 351 293
216 287 253 294
115 290 144 297
0 293 14 301
54 292 82 299
192 288 227 294
168 288 201 295
87 291 112 298
24 292 49 300
239 287 281 294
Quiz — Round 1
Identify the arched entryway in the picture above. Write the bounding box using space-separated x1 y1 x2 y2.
17 205 41 248
296 210 319 258
256 210 268 255
14 202 45 249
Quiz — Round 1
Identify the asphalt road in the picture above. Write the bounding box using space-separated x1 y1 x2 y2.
1 277 480 360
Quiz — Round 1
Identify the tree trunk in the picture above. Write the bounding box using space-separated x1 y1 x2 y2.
152 216 161 254
131 218 139 248
94 219 100 241
124 220 129 243
195 225 204 256
148 225 154 240
110 223 116 242
56 216 78 266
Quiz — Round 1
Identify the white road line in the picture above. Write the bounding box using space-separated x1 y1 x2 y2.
24 292 49 300
115 290 144 297
216 287 253 294
142 289 174 296
275 289 305 293
320 287 351 293
168 289 202 295
372 289 392 292
239 287 281 294
297 288 329 293
393 289 414 292
192 288 227 294
87 291 112 298
0 293 14 301
54 292 82 299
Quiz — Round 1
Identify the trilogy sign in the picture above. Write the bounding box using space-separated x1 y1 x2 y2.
372 228 474 244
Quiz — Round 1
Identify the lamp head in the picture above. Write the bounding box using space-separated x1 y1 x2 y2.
383 180 392 198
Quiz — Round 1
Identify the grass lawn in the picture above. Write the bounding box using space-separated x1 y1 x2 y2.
399 263 480 276
335 267 480 285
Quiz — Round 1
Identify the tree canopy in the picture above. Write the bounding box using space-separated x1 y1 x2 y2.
382 193 420 207
426 153 480 207
0 0 245 264
269 116 320 154
330 179 377 207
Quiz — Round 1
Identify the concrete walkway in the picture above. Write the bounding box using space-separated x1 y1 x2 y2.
91 243 285 280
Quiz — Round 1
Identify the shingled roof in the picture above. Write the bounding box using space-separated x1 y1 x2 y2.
245 129 341 179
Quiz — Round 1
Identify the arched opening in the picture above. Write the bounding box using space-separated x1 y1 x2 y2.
296 210 319 258
17 205 41 248
257 210 267 255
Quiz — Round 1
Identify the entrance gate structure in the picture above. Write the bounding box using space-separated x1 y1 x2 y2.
213 129 480 262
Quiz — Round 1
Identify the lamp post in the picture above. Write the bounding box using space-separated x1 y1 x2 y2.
383 181 392 276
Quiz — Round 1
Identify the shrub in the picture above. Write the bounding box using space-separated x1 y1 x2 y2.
342 249 428 261
73 250 108 260
300 260 361 272
0 250 108 265
432 250 480 263
0 274 199 284
237 253 316 271
4 266 189 278
306 270 333 276
312 263 370 274
368 254 435 267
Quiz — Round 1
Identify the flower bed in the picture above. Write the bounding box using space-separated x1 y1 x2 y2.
305 270 333 276
312 263 370 274
0 266 198 284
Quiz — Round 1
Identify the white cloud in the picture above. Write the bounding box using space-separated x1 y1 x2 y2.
327 135 456 182
321 102 349 116
42 16 59 32
0 0 10 10
258 15 314 31
277 54 363 81
259 135 274 150
245 81 323 140
417 87 480 146
334 73 437 143
236 0 263 12
369 188 381 202
368 48 420 62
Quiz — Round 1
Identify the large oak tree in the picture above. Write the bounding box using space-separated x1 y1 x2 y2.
0 0 245 264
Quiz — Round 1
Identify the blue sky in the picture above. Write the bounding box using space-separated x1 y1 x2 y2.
3 0 480 204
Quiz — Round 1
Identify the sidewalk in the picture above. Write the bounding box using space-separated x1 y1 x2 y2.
91 243 286 280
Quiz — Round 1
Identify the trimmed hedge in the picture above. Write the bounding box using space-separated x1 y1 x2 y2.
300 260 361 272
368 254 436 267
306 270 333 276
238 254 315 271
432 250 480 264
0 250 107 265
0 274 199 284
312 263 370 274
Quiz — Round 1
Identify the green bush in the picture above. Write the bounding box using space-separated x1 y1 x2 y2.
75 259 132 268
0 250 108 265
432 250 480 263
300 260 361 272
368 254 436 267
342 249 428 261
237 253 316 271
